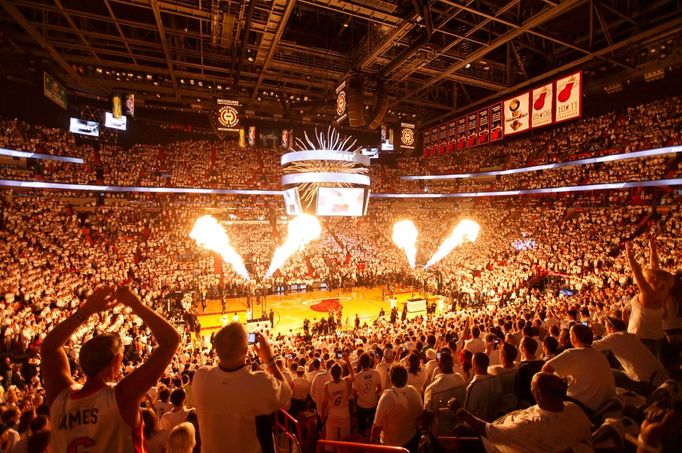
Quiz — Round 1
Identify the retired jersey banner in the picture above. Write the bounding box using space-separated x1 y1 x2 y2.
422 130 430 157
457 117 467 150
504 92 530 136
466 113 477 147
43 72 67 110
447 121 456 152
217 99 240 132
439 124 447 144
531 83 553 129
555 71 582 123
490 103 503 142
477 108 490 145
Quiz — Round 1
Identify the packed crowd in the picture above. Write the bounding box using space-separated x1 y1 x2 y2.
0 95 681 452
0 97 681 195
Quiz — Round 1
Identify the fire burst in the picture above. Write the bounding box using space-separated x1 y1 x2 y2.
424 219 480 269
392 220 418 269
265 214 321 278
190 215 250 280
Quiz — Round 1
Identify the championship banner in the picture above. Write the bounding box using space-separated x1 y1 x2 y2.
439 124 447 154
216 99 240 132
503 92 530 135
490 103 503 142
457 117 467 150
239 128 246 148
247 126 256 146
466 113 477 147
447 121 456 152
531 83 553 129
335 80 347 123
43 72 67 110
478 108 490 145
400 123 415 150
281 129 289 149
555 71 582 123
124 94 135 117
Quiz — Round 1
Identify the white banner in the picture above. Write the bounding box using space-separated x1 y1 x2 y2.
503 92 530 135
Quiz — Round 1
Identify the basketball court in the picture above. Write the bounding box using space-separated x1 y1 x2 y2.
197 286 444 336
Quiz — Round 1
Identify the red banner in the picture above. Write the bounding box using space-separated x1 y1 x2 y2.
447 121 456 152
457 117 467 150
478 107 490 145
490 103 503 142
466 113 477 147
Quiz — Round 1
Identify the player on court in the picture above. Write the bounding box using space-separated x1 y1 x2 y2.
41 286 181 452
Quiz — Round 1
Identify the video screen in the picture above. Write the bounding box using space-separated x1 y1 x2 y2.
283 188 302 216
361 147 379 158
316 187 365 216
69 118 99 137
104 112 127 130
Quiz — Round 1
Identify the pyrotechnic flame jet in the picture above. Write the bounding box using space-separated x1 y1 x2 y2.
424 219 480 269
392 220 418 269
265 214 321 278
190 215 250 280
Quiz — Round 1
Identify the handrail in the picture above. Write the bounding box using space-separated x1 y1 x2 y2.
274 409 303 453
315 440 409 453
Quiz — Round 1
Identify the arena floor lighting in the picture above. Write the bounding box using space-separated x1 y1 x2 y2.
1 178 680 198
401 146 682 181
0 179 282 195
371 178 682 198
0 147 84 164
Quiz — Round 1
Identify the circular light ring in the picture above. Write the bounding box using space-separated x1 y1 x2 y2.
281 172 370 186
281 150 370 167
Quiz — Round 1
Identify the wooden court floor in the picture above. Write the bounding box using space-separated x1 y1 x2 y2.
197 286 440 336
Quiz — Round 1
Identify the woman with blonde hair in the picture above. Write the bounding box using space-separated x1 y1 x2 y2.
625 234 675 355
166 422 196 453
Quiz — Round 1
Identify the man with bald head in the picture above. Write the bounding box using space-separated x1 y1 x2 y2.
449 372 592 452
192 322 292 453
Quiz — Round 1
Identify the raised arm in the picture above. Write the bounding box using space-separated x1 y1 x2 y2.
625 243 653 294
115 287 181 427
649 233 660 270
41 286 116 406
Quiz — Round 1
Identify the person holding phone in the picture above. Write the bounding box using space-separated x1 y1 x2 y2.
192 323 292 453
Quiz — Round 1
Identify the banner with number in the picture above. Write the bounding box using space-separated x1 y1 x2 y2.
555 71 582 123
466 113 477 147
531 83 553 128
503 92 530 136
457 117 467 150
447 121 456 152
477 108 490 145
490 103 503 142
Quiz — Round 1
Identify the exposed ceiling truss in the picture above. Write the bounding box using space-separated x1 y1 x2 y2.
0 0 680 128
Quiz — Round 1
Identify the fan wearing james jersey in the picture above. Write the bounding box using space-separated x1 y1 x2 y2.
352 352 382 436
42 286 180 453
321 355 355 451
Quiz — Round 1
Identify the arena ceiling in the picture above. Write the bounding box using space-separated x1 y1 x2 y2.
0 0 681 129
